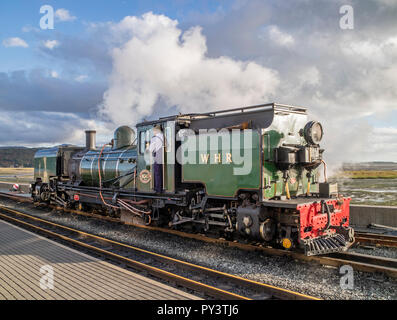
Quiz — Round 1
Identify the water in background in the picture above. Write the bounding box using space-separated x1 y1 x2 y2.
330 178 397 206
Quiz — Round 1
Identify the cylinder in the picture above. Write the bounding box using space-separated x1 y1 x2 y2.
85 130 96 150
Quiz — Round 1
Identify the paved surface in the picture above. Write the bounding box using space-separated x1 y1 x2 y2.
0 220 199 300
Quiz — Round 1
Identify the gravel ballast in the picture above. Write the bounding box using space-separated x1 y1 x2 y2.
1 199 396 300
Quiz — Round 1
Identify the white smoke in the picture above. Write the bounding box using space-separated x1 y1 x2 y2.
99 12 279 126
97 10 397 168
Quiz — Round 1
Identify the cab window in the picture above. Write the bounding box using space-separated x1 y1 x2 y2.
146 129 151 143
139 131 146 154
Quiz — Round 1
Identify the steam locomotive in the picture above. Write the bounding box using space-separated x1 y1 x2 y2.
31 103 354 256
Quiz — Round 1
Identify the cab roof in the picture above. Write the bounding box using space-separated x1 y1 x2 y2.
136 102 307 130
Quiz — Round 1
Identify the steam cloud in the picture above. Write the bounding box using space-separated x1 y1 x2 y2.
3 3 395 166
100 12 279 126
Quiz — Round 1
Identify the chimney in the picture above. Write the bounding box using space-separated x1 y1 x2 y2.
85 130 96 150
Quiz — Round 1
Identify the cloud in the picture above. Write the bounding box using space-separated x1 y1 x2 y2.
0 70 108 146
37 31 113 75
2 37 28 48
22 25 40 33
375 0 397 7
100 12 279 126
50 71 59 78
43 40 60 50
266 25 295 47
367 127 397 160
189 0 397 165
0 70 105 114
75 75 88 82
0 110 116 147
55 9 77 22
1 1 397 163
0 111 88 146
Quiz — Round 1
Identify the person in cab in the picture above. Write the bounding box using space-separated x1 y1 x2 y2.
148 125 164 193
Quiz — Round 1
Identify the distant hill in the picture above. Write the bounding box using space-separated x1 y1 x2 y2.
0 147 40 167
342 162 397 171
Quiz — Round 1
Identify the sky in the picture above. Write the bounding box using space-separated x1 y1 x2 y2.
0 0 396 167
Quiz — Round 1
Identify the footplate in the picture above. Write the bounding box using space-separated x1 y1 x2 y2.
302 233 349 256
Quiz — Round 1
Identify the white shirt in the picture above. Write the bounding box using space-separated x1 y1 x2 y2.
149 131 164 164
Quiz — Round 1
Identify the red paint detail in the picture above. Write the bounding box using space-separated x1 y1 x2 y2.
74 194 80 201
298 197 351 242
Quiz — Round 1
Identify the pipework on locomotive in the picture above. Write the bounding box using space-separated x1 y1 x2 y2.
31 103 354 256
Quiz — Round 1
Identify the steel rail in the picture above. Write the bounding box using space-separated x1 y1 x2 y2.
355 232 397 248
0 191 32 203
0 205 317 300
51 206 397 279
55 204 397 278
1 191 396 278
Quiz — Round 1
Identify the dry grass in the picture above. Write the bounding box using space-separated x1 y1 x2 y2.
0 167 34 184
338 170 397 179
0 167 33 174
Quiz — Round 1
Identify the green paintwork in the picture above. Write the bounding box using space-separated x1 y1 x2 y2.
33 147 59 183
80 146 137 188
181 111 321 199
33 106 322 200
182 130 261 197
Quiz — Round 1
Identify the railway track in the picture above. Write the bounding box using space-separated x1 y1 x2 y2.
1 191 397 279
355 232 397 248
0 191 31 203
0 204 317 300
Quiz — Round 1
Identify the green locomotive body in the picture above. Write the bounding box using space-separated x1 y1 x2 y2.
33 148 59 183
32 103 354 256
180 107 320 199
181 130 262 197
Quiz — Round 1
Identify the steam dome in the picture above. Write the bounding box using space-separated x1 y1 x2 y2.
113 126 135 149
